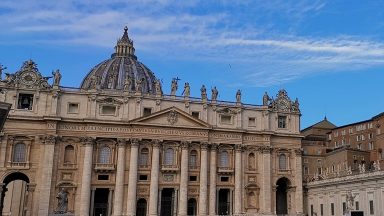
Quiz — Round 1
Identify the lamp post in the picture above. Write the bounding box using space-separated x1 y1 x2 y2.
0 102 11 131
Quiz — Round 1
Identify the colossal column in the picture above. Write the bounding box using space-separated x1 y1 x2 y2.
178 141 189 216
234 144 243 214
37 135 56 215
149 140 161 216
294 148 304 214
79 137 95 216
112 138 127 216
198 143 208 215
126 139 139 216
209 143 218 215
260 146 272 214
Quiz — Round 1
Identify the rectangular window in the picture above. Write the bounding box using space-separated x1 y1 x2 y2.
101 105 116 115
304 166 309 174
17 93 34 110
221 176 229 182
331 203 334 215
189 176 197 181
369 200 374 215
97 174 109 180
349 128 353 134
68 103 79 114
278 116 287 128
355 201 359 210
191 111 200 119
368 142 374 150
343 202 346 213
320 204 323 216
220 115 232 124
143 107 152 117
248 117 256 127
139 175 148 181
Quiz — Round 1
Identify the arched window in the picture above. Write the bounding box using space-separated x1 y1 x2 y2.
13 143 26 162
248 153 256 170
164 148 174 165
279 154 287 170
220 151 229 167
64 145 75 164
139 148 149 166
99 146 111 164
189 150 198 168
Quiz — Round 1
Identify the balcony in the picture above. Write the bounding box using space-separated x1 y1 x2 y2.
8 161 29 169
161 164 179 172
218 166 234 174
94 163 115 172
61 163 77 169
189 165 200 171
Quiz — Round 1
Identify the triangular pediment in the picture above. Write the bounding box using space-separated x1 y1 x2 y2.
130 107 211 128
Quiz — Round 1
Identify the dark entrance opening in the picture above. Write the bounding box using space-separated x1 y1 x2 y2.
187 198 197 216
1 172 30 216
93 188 109 216
136 198 147 216
218 189 230 215
276 177 290 215
160 188 175 216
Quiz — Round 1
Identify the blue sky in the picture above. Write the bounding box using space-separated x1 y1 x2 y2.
0 0 383 129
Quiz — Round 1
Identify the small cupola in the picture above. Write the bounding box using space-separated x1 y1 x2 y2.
113 26 136 58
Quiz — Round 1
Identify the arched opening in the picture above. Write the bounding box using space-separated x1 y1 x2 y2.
276 177 290 215
139 148 149 166
279 154 287 170
12 143 26 162
164 148 174 165
187 198 197 216
1 172 30 216
64 145 75 164
189 150 197 168
220 151 229 168
248 153 255 170
98 146 111 164
136 198 147 216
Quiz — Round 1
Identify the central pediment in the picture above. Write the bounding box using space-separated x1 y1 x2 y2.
130 107 211 129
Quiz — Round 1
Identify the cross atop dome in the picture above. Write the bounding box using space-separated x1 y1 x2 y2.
114 26 135 58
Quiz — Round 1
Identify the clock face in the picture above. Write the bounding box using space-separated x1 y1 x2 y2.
21 72 37 85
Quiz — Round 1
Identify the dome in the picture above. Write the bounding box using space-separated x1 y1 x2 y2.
80 27 160 94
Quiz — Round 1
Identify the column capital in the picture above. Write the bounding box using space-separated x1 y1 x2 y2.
152 139 162 148
130 138 140 147
259 146 272 154
293 148 303 156
209 143 218 150
180 141 190 149
80 137 95 146
117 138 127 147
41 135 57 145
235 144 243 152
200 142 209 150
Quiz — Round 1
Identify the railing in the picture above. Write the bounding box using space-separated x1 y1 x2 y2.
161 164 179 172
218 166 234 173
94 163 115 171
8 161 29 169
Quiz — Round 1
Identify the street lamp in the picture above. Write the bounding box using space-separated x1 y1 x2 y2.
0 102 11 131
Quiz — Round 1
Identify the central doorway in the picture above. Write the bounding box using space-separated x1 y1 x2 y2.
1 172 30 216
218 189 230 215
160 188 175 216
276 177 290 215
93 188 109 216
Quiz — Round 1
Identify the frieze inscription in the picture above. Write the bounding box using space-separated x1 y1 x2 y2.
56 123 208 137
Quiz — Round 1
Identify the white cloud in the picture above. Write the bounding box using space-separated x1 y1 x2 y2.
0 0 383 87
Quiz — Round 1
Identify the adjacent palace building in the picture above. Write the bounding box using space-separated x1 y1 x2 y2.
0 27 304 215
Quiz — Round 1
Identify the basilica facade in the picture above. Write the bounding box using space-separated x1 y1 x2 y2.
0 27 303 216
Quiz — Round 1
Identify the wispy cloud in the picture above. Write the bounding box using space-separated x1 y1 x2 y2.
0 0 383 87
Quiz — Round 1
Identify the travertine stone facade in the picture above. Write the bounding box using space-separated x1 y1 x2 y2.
0 27 303 216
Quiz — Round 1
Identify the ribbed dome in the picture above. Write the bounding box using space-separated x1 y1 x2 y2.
80 27 160 94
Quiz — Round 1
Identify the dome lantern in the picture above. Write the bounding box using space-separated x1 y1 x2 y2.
113 26 136 58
